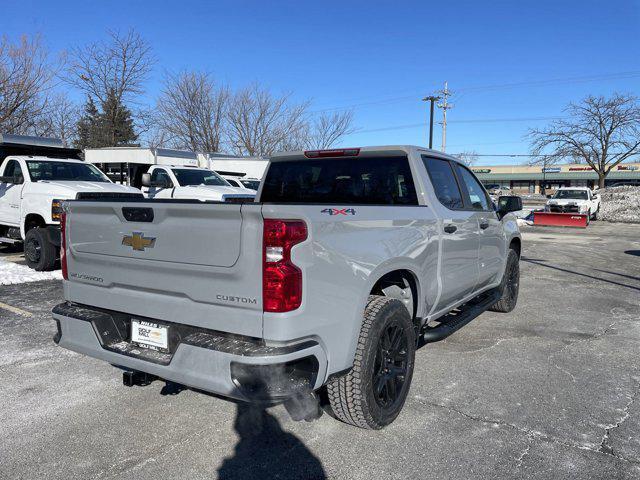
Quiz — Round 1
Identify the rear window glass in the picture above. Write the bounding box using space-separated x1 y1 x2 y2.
260 156 418 205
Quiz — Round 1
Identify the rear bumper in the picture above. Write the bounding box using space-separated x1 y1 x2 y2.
52 302 328 401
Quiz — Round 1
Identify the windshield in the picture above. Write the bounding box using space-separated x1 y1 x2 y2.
26 161 110 183
553 190 588 200
172 169 229 187
240 179 260 190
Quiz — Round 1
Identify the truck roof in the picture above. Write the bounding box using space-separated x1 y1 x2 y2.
84 147 198 165
269 145 463 163
5 155 84 163
556 186 591 191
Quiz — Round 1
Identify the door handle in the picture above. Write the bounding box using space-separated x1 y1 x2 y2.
480 220 489 230
444 224 457 234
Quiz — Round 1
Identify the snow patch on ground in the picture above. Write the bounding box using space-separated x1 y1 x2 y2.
599 186 640 224
0 258 62 285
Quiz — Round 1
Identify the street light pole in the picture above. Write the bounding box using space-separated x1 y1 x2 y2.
422 95 440 149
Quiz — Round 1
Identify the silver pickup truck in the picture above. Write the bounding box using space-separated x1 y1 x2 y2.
53 145 522 429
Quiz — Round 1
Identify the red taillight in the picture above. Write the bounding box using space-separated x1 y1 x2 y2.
304 148 360 158
263 219 307 312
60 212 68 280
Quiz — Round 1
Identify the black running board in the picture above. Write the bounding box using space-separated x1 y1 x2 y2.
421 289 501 343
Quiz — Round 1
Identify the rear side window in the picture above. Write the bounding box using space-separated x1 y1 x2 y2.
261 156 418 205
422 157 464 209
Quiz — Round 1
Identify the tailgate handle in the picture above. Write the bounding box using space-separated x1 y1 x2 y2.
122 207 154 223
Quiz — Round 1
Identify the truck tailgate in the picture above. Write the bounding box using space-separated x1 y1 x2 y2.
64 201 264 338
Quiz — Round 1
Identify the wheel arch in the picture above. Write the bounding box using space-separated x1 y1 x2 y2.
509 236 521 257
23 213 47 236
369 268 420 321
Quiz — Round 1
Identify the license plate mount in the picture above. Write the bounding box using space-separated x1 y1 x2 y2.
131 320 169 352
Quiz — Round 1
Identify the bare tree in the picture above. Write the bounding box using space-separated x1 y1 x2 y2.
305 110 355 149
31 93 79 146
65 29 154 107
227 84 309 156
65 29 154 146
528 94 640 188
0 35 56 134
155 71 229 152
453 150 479 167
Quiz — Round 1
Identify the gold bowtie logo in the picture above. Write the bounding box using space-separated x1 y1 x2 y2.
122 232 156 251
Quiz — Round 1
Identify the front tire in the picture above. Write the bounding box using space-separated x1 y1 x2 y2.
327 296 416 429
24 227 57 271
490 248 520 313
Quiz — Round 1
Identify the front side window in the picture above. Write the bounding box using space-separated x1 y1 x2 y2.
3 160 23 181
172 169 228 187
454 164 490 210
240 179 260 190
423 157 464 209
261 156 418 205
150 169 172 186
26 161 110 183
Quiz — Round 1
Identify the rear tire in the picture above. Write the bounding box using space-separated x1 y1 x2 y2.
24 227 57 271
327 296 416 429
490 248 520 313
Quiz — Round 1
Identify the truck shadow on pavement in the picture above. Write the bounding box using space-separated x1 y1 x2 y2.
521 256 640 292
218 402 327 480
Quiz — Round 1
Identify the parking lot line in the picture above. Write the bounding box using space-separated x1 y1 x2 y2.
0 301 33 317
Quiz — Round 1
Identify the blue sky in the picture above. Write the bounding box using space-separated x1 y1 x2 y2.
4 0 640 164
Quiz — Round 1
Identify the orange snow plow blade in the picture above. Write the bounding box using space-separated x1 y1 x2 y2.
533 212 588 228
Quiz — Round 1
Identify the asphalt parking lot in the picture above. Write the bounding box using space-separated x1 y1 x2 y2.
1 222 639 480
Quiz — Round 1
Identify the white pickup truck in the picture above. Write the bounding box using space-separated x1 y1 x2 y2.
141 165 256 202
546 187 601 222
0 155 141 270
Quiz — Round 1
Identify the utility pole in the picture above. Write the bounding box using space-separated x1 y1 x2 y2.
421 95 441 149
436 81 453 152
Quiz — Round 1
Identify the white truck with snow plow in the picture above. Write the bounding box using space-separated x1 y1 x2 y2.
0 135 142 271
546 187 600 221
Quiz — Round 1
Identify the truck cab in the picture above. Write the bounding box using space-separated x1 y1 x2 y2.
141 165 256 202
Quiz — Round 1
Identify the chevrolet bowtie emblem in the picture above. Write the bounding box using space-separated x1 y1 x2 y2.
122 232 156 251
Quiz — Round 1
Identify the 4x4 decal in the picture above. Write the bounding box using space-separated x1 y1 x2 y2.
321 208 356 216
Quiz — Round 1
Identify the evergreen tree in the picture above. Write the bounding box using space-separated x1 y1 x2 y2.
74 92 138 148
99 89 137 146
74 96 101 149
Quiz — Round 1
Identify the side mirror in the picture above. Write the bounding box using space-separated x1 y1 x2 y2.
546 194 552 199
141 173 151 187
0 175 13 184
497 195 523 219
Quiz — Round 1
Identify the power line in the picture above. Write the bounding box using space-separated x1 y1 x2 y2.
310 70 640 114
449 153 640 157
350 116 563 135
